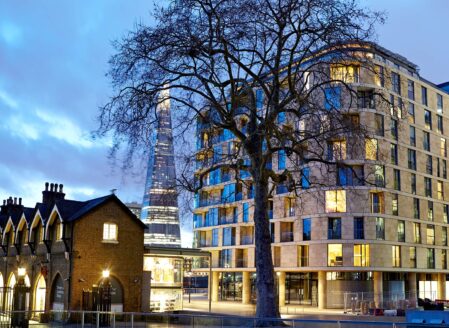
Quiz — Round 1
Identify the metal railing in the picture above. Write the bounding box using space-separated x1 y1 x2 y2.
0 310 445 328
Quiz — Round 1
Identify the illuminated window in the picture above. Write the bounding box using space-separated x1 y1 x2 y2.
330 65 359 83
413 223 421 243
327 244 343 266
441 138 447 157
39 226 44 243
327 140 346 160
376 217 385 240
103 223 118 242
397 220 405 242
297 245 309 267
284 197 295 217
426 225 435 245
325 190 346 213
354 244 370 267
392 246 401 267
55 221 63 240
365 139 378 160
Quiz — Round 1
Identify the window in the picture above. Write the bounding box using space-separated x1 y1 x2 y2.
437 115 443 134
393 169 401 191
376 217 385 240
301 167 310 189
337 165 364 186
374 165 385 187
413 223 421 243
212 229 219 246
325 190 346 213
411 173 417 194
242 203 249 222
103 223 118 242
409 126 416 146
375 114 384 136
365 139 378 160
358 91 375 109
442 249 448 270
55 221 63 241
427 248 435 269
426 225 435 245
437 93 443 113
441 138 447 157
391 144 398 165
297 245 309 267
278 150 286 170
424 110 432 130
392 194 398 216
222 227 235 246
410 247 417 268
442 227 448 246
219 249 232 268
424 177 432 197
330 65 359 83
391 72 401 94
422 86 428 106
324 86 341 110
392 246 401 267
303 218 311 241
397 220 405 242
445 205 449 224
413 198 420 219
328 244 343 266
438 181 444 200
427 201 434 221
328 218 341 239
426 155 433 175
391 119 398 140
443 160 448 179
423 132 430 151
327 140 346 160
408 103 415 123
354 244 370 267
375 65 384 87
354 217 364 239
371 192 384 213
408 149 417 170
284 197 295 217
407 79 415 100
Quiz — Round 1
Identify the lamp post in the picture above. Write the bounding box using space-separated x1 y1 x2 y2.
98 270 112 327
11 267 29 328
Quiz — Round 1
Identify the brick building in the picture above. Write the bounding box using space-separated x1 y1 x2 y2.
0 182 145 315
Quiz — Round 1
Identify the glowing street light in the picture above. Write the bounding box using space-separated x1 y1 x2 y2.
17 267 26 277
102 270 110 279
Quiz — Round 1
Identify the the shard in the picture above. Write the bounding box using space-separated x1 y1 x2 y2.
140 88 181 247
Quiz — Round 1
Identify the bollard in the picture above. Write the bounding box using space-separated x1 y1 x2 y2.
112 312 116 328
81 311 85 328
96 312 100 328
131 313 134 328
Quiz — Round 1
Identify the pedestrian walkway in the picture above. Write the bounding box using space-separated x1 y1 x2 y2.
182 295 406 323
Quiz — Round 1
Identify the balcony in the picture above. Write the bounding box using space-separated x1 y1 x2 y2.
240 235 254 245
280 231 294 242
235 258 248 268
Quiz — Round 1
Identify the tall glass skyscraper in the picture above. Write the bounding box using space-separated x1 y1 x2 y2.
140 88 181 247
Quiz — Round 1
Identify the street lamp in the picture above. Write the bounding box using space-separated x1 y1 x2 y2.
11 267 29 328
102 270 110 279
98 269 112 327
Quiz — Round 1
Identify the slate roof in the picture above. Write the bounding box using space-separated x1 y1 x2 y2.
0 193 145 232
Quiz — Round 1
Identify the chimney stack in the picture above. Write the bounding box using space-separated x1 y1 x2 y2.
42 181 66 204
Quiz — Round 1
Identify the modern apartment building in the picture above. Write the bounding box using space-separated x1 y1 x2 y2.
193 43 449 309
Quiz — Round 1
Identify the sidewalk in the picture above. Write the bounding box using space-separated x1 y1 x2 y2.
182 295 406 322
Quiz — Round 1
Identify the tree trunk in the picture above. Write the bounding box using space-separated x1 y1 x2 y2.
253 172 280 320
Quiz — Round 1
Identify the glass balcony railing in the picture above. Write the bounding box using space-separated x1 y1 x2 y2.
240 236 254 245
280 231 294 242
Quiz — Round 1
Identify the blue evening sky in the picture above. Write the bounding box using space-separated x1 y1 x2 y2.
0 1 448 247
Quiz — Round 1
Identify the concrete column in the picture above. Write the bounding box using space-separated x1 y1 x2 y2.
278 271 286 307
438 273 446 300
318 271 327 309
407 272 417 307
373 271 383 308
242 271 251 304
211 271 219 302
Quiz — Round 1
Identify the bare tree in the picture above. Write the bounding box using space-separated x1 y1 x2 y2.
97 0 384 320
